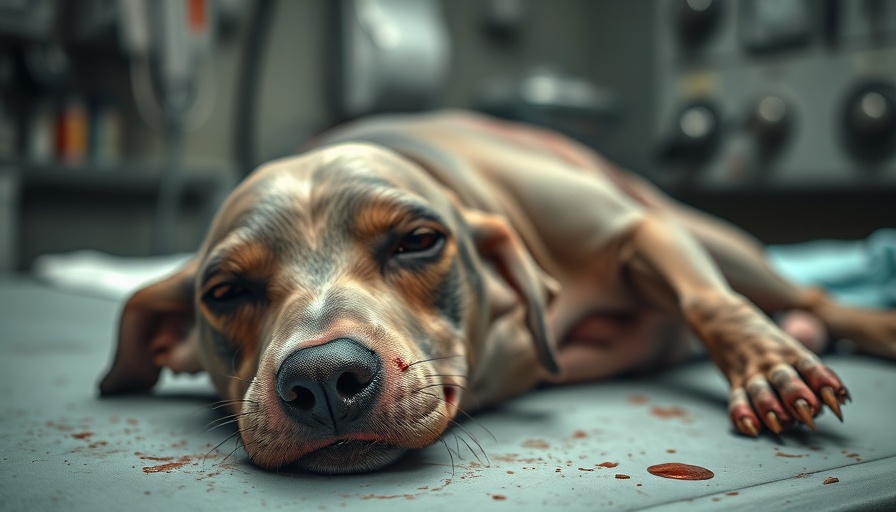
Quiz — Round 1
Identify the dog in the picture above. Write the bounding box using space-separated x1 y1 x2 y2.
99 110 895 474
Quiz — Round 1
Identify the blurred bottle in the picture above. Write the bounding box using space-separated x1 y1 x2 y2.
54 95 88 166
27 100 54 163
89 96 122 166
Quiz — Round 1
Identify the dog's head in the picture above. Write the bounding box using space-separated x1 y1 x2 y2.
99 143 558 473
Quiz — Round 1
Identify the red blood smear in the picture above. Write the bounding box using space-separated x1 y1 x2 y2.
647 463 714 481
393 357 410 372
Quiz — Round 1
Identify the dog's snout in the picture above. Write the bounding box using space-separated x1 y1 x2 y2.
275 338 382 433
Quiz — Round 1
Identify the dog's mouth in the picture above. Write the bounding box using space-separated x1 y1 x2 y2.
289 439 408 475
276 385 459 474
285 385 459 475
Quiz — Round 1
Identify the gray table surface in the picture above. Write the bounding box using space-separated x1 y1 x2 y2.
1 276 894 511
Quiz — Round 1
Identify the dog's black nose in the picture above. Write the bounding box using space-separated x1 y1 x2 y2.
275 338 382 434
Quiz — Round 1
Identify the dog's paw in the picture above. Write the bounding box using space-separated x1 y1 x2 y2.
726 358 848 436
687 295 849 436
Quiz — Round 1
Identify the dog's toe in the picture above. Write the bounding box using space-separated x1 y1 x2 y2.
727 356 848 436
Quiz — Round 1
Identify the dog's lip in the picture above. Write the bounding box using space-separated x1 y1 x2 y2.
289 438 407 474
443 384 459 412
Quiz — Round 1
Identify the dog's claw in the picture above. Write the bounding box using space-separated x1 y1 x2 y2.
794 399 816 431
820 386 843 422
740 417 759 437
765 411 783 435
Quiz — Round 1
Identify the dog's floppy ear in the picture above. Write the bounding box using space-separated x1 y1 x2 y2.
462 208 561 375
99 260 203 396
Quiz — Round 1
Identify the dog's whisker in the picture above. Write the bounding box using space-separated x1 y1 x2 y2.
203 413 252 434
406 354 464 369
208 398 256 411
445 417 489 465
413 382 473 395
413 381 482 411
230 347 244 381
205 430 243 460
418 389 496 443
425 400 489 465
226 368 254 385
421 423 457 476
452 430 485 465
222 435 247 464
422 372 469 381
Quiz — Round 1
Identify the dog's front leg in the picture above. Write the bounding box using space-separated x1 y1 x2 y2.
622 214 847 436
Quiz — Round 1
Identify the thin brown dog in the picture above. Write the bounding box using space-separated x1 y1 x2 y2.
99 111 896 474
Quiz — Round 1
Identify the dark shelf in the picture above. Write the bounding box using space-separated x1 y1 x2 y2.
7 160 235 195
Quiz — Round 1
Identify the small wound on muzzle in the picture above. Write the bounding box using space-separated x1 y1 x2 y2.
393 357 410 372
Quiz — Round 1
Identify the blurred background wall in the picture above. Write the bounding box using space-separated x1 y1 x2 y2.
0 0 893 272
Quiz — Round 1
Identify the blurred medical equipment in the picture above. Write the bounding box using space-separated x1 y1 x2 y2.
331 0 450 119
654 0 896 192
474 66 622 150
118 0 217 254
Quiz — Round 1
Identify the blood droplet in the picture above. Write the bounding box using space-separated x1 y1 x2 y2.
615 474 631 479
597 461 619 468
647 463 714 481
393 357 410 372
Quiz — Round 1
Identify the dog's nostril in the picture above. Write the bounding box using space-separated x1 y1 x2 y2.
336 371 371 397
289 386 316 411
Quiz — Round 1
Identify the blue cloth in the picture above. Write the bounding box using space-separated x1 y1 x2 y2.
766 229 896 308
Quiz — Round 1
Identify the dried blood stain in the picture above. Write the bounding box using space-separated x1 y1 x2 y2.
393 357 410 372
615 474 631 479
142 457 191 474
597 461 619 468
647 463 714 480
775 452 805 458
649 406 687 419
823 477 839 485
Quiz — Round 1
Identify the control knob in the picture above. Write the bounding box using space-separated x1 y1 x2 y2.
842 83 896 160
749 95 792 153
657 101 721 164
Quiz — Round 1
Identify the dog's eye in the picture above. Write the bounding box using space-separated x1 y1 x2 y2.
203 283 251 306
395 227 445 257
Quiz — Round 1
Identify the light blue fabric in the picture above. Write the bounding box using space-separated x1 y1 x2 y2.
766 229 896 308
